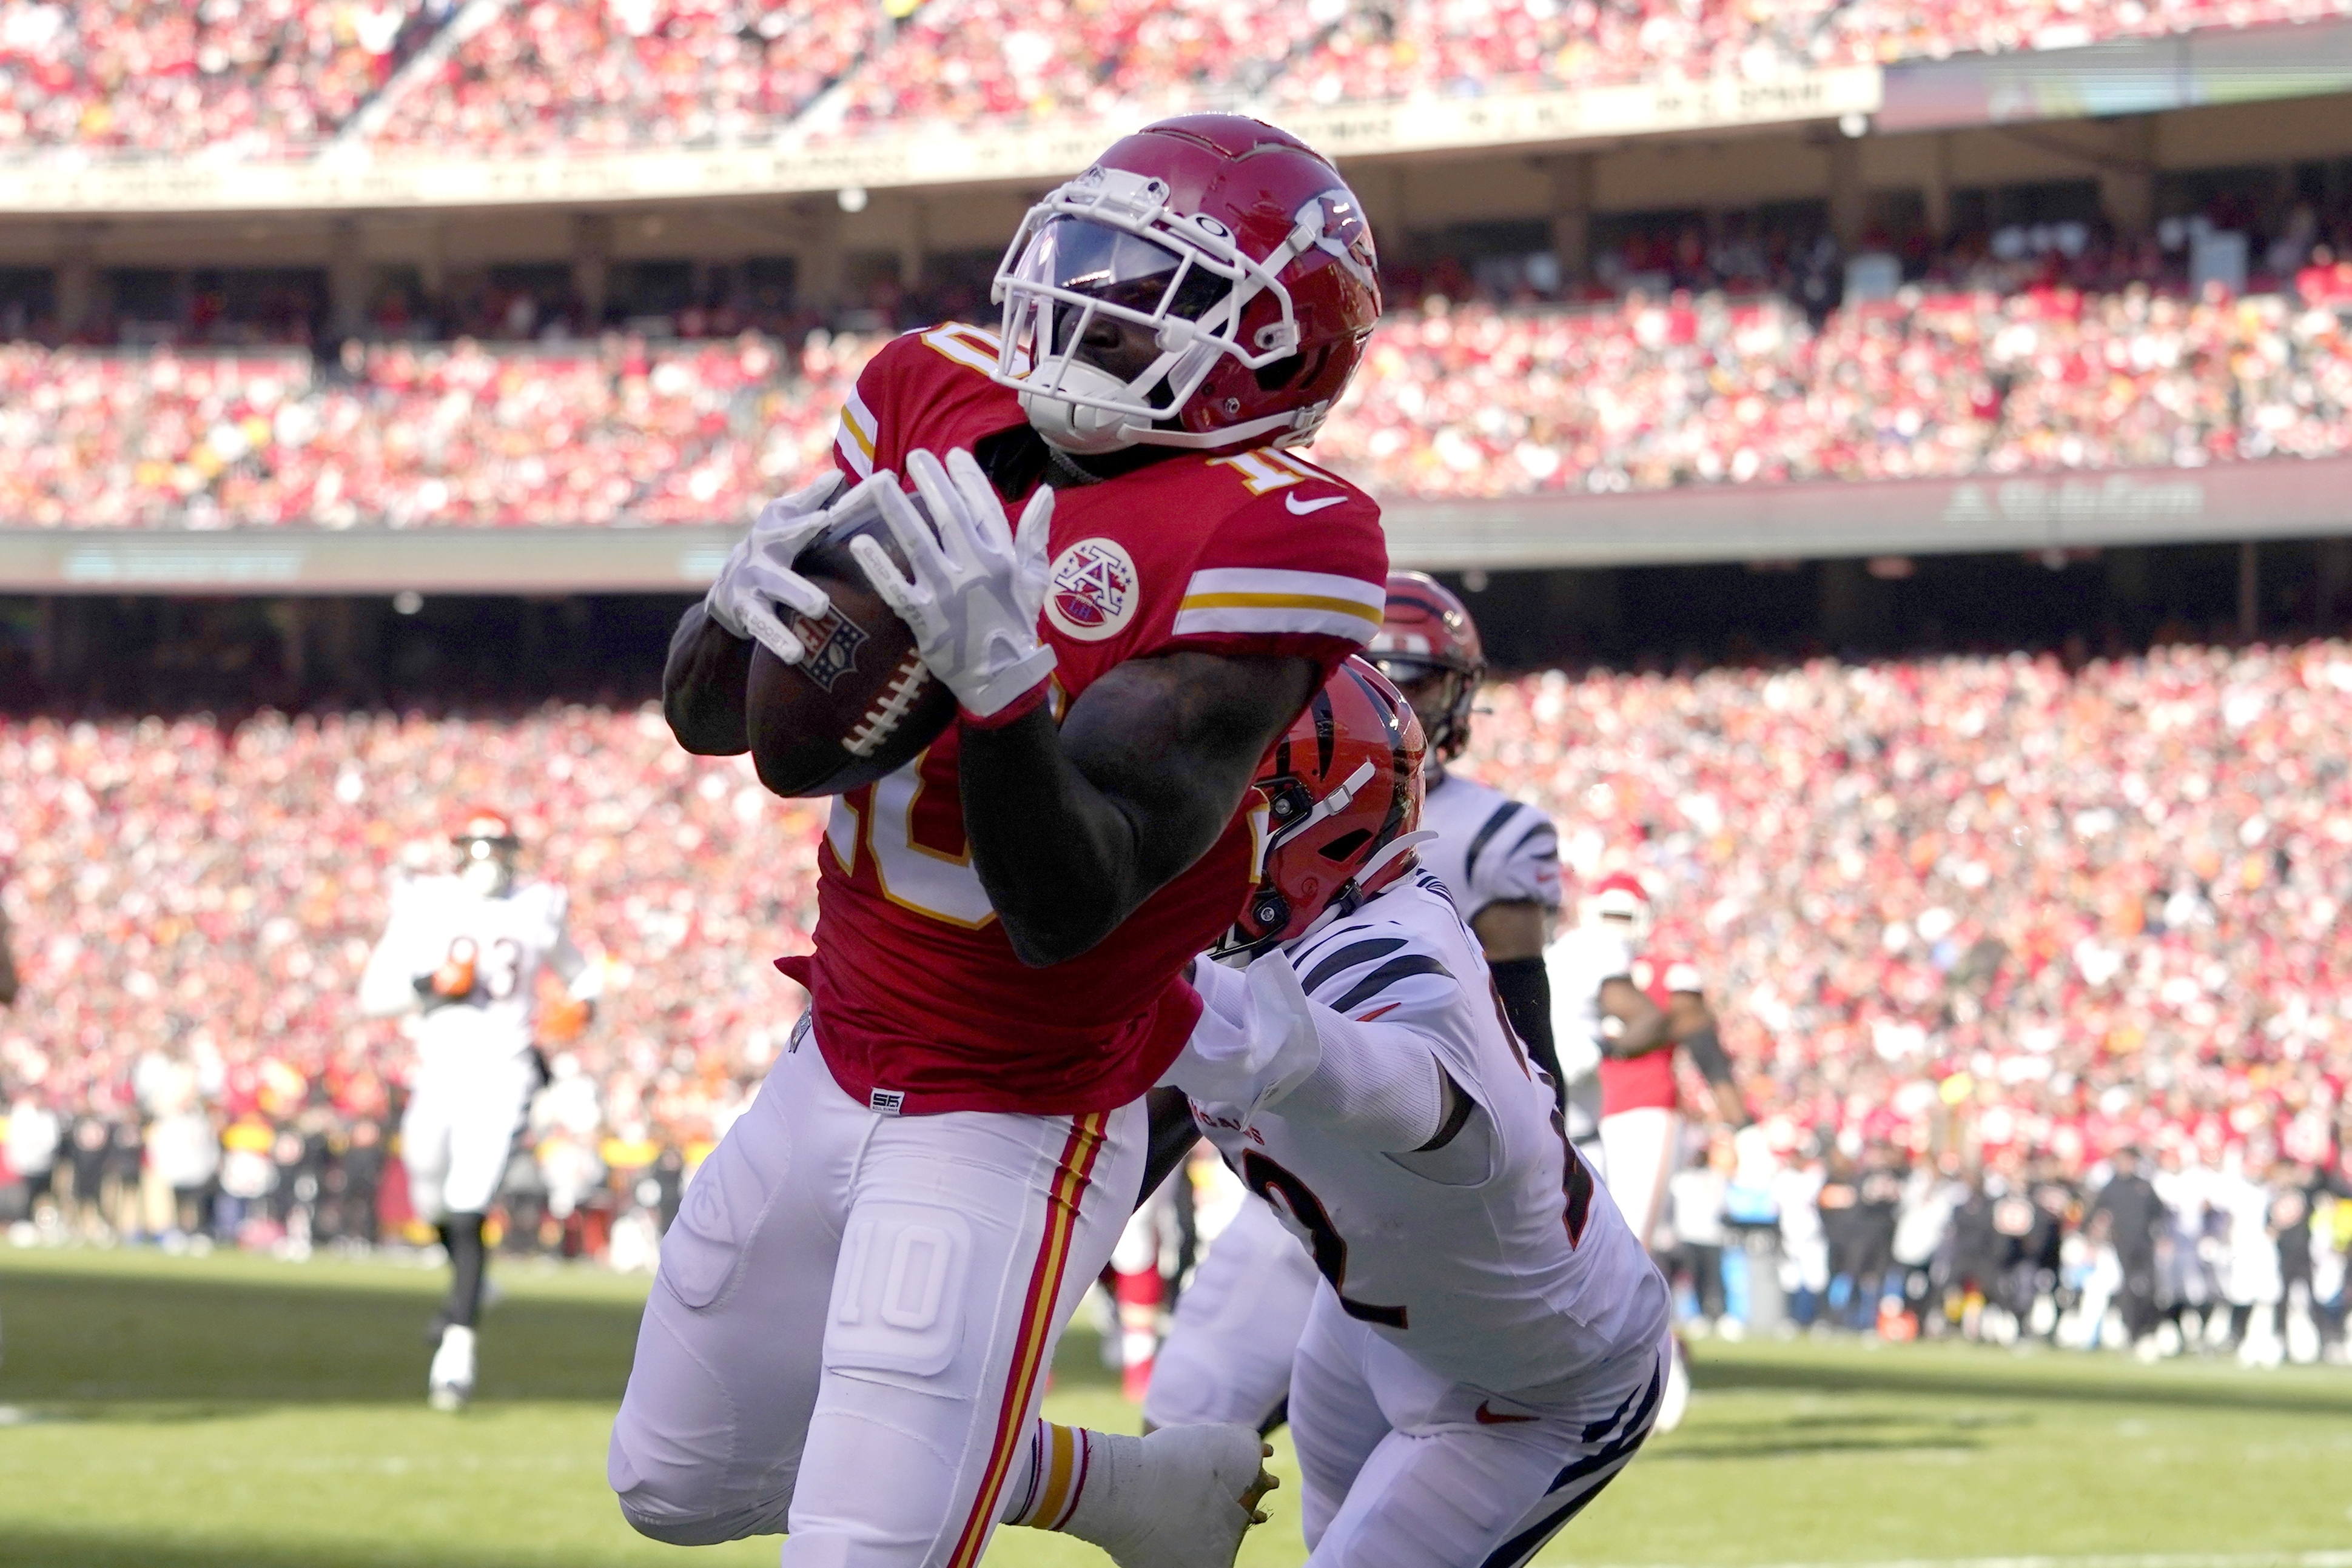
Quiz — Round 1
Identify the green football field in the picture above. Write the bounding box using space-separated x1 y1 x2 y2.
4 1247 2350 1568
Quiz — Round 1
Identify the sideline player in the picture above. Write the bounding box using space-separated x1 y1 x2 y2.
1164 661 1672 1565
1144 570 1569 1436
614 116 1389 1568
1586 872 1741 1430
358 809 601 1410
1542 878 1671 1178
1590 874 1744 1252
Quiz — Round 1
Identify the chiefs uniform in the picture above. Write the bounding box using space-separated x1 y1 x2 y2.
612 116 1391 1568
1596 949 1703 1251
781 323 1387 1119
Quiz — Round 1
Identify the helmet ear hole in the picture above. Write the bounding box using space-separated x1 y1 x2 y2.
1254 350 1305 392
1317 828 1373 863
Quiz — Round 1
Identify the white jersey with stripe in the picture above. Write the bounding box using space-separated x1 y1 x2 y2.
1184 873 1668 1393
1416 769 1561 922
360 876 574 1068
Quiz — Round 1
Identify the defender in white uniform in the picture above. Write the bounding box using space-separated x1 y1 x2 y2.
359 808 600 1410
1157 665 1668 1563
1146 575 1571 1436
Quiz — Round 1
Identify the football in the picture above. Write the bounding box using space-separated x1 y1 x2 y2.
744 489 958 797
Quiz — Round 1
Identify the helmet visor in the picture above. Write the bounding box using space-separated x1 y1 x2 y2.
1029 216 1226 321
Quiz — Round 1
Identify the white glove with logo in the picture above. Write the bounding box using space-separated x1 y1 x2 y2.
704 470 844 663
850 446 1057 722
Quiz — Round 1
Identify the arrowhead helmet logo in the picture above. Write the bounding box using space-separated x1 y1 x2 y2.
1044 537 1141 643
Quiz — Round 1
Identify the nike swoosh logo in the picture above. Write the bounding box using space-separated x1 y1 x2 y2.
1474 1401 1537 1425
1285 492 1347 515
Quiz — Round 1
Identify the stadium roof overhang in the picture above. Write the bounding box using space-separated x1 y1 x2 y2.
3 457 2345 594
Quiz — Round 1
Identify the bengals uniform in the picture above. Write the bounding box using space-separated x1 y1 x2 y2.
1153 668 1668 1568
611 115 1389 1568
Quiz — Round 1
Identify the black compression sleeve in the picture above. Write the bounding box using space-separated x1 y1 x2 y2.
1488 956 1564 1111
441 1213 489 1328
1681 1024 1736 1087
1136 1086 1201 1210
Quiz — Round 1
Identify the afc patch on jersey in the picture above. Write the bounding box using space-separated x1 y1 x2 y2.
787 605 872 692
1045 537 1140 642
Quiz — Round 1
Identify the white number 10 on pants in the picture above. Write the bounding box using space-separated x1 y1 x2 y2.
607 1036 1146 1568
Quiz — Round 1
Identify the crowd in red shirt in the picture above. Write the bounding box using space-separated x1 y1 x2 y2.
2 637 2347 1246
1463 643 2351 1174
5 271 2348 527
1 0 2347 159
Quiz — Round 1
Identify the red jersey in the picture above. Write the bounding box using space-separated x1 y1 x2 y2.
779 323 1389 1116
1598 951 1702 1116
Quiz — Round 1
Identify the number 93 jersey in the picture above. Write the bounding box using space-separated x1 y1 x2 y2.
1186 873 1669 1394
778 323 1389 1121
375 875 570 1068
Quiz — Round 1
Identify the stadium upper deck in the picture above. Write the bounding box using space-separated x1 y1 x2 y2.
0 0 2343 179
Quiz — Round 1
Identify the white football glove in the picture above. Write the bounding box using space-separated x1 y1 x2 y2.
849 447 1057 722
704 470 845 663
1160 951 1323 1114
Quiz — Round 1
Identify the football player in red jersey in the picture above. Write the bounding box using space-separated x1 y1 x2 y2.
616 117 1388 1568
1588 874 1744 1253
1587 872 1742 1433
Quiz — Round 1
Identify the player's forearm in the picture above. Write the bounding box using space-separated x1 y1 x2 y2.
1275 1011 1450 1153
1681 1022 1736 1087
663 603 756 756
1601 980 1672 1057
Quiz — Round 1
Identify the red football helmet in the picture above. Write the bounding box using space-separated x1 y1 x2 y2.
1366 571 1485 760
451 808 519 848
991 115 1382 456
1584 870 1653 948
1218 658 1426 958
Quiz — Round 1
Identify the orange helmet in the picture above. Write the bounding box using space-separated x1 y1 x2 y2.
1220 658 1426 957
1368 571 1485 760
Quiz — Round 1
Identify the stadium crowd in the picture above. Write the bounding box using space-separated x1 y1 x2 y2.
0 0 450 158
4 0 2351 159
4 252 2351 527
1 636 2347 1357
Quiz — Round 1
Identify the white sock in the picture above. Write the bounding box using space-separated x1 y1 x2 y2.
997 1419 1143 1541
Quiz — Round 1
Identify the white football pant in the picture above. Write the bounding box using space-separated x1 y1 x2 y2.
1291 1288 1667 1568
606 1034 1145 1568
401 1054 538 1221
1598 1108 1679 1253
1144 1192 1322 1432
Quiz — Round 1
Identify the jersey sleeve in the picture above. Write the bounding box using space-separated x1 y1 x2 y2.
1163 468 1388 674
1463 801 1562 911
832 324 1019 485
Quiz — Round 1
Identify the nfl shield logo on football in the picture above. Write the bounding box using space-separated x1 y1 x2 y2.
1044 537 1140 643
789 607 869 691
